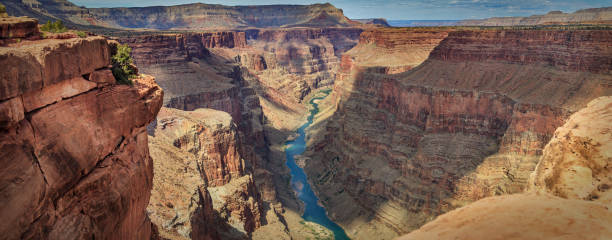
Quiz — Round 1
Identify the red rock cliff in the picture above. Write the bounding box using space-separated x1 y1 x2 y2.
0 29 163 239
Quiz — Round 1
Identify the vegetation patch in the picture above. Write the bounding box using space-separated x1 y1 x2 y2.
40 20 67 33
111 44 138 85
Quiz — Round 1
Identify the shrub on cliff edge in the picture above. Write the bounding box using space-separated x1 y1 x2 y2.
111 44 137 85
0 3 8 18
40 20 67 33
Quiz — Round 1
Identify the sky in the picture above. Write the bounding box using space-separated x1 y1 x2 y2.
70 0 612 20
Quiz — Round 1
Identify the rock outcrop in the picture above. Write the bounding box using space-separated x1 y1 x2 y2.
305 29 612 239
530 96 612 205
400 96 612 240
458 7 612 26
0 32 163 239
148 108 262 239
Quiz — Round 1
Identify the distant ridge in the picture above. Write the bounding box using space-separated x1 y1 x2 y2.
4 0 360 30
458 7 612 26
388 20 460 27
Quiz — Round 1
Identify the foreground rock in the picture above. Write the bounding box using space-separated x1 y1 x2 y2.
398 193 612 240
530 96 612 205
0 33 163 239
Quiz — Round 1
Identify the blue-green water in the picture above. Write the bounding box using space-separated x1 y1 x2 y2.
285 89 350 240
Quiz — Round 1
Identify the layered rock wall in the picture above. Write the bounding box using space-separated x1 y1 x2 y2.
305 29 612 239
0 35 162 239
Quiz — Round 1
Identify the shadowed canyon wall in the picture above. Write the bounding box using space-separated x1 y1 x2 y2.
305 29 612 239
0 19 163 239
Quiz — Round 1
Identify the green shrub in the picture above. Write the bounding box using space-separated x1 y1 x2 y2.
75 31 87 38
0 3 7 15
40 20 67 33
111 44 137 85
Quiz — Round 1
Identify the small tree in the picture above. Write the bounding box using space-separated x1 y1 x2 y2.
0 3 8 18
111 44 137 85
40 20 67 33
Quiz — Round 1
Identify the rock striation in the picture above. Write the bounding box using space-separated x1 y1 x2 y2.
305 29 612 239
0 32 163 239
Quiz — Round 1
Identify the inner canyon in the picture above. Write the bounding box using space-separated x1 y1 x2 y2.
1 1 611 240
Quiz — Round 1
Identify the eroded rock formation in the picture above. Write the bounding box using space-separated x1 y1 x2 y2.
148 108 262 239
0 25 163 239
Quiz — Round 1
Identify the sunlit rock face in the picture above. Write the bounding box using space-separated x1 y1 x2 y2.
400 96 612 240
0 23 163 239
147 108 262 239
305 29 612 239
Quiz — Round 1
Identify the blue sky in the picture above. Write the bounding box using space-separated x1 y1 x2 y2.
70 0 612 20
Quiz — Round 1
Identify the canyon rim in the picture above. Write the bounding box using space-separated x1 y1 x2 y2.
1 0 611 240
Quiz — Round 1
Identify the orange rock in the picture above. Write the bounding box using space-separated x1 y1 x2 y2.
22 76 97 112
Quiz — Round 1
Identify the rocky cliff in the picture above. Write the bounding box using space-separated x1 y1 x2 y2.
0 18 163 239
400 96 612 240
147 108 262 239
304 29 612 239
458 7 612 26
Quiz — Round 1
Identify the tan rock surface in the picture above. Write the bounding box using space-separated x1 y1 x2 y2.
398 193 612 240
530 96 612 205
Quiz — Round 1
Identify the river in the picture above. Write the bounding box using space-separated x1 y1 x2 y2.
284 89 350 240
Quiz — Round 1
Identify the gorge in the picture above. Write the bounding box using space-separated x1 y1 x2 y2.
1 0 611 240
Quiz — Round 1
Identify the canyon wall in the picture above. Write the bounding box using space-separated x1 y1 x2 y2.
0 19 163 239
400 96 612 240
305 29 612 239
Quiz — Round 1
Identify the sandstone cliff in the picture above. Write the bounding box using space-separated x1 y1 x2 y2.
0 19 163 239
400 96 612 240
305 29 612 239
458 7 612 26
148 108 262 239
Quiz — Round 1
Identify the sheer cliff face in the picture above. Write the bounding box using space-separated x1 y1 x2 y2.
0 20 163 239
305 29 612 239
401 96 612 240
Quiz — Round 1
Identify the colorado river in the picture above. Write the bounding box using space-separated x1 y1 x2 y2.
285 89 350 240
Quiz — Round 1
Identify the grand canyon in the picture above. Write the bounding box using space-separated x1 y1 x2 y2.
1 0 611 239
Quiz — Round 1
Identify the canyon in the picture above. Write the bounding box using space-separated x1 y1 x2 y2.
1 1 611 240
